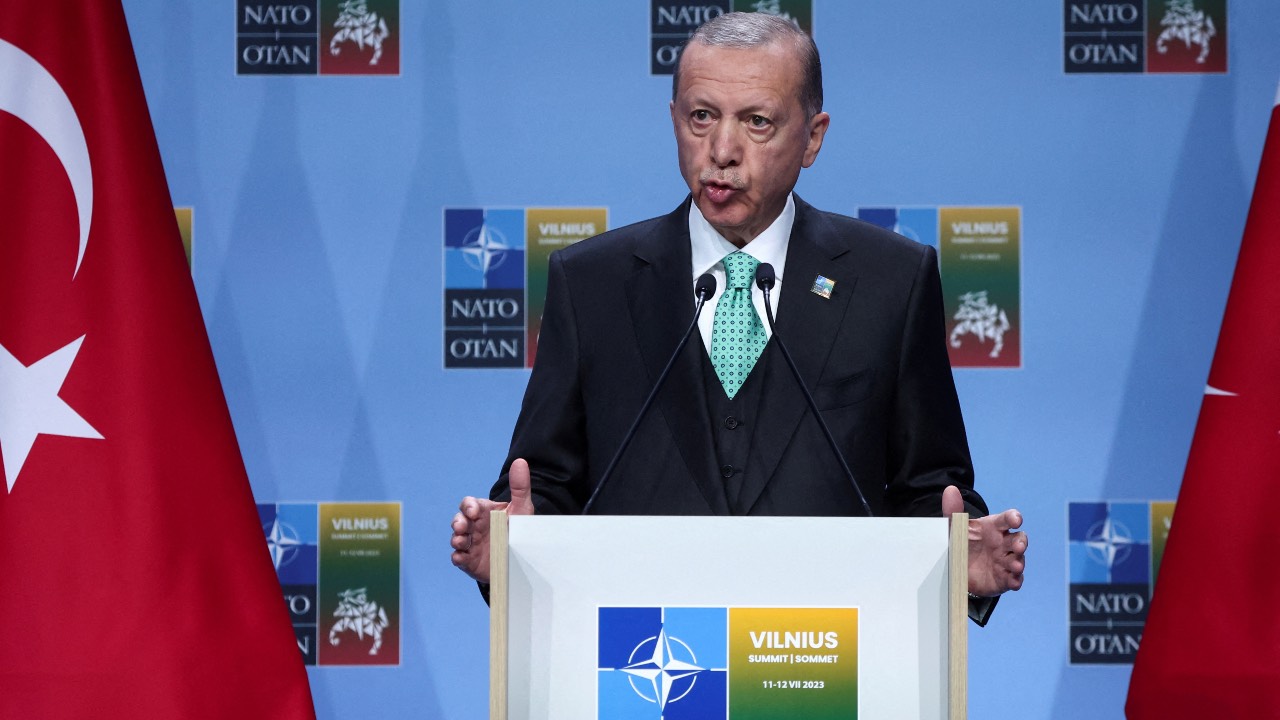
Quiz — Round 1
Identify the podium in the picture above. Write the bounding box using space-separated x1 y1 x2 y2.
489 512 968 719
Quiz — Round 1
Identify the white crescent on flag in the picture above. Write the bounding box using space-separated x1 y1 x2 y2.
0 37 93 277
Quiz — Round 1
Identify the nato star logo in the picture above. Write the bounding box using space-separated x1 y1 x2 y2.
621 627 706 709
599 607 728 719
1069 502 1151 585
257 504 319 585
460 222 510 282
443 208 525 291
264 516 304 570
1084 517 1134 570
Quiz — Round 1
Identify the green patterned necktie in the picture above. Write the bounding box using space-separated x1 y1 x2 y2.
711 251 768 398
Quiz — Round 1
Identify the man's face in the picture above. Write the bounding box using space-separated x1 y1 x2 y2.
671 41 829 247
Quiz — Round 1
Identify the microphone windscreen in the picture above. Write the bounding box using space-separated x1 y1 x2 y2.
755 262 776 290
695 272 717 300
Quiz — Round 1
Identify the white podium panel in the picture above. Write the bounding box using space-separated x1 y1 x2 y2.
492 515 963 719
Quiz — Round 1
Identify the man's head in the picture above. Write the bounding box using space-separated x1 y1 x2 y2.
673 13 823 122
670 13 829 247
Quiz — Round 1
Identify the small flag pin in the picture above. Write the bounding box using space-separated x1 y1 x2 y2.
811 275 835 299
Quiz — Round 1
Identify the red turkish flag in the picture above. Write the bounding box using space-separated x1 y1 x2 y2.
1126 85 1280 716
0 3 314 718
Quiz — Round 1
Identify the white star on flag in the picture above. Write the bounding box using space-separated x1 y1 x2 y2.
0 335 103 492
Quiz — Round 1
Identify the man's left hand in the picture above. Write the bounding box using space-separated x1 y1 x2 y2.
942 485 1027 597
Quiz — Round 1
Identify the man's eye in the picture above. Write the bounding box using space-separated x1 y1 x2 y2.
749 115 770 128
692 110 712 122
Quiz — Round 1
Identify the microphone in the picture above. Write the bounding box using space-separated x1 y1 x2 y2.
582 273 717 513
755 263 874 517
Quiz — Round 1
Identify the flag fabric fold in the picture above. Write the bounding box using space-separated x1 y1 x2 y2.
0 2 314 718
1126 83 1280 717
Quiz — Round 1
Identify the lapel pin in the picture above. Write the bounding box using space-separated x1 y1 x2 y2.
810 275 835 299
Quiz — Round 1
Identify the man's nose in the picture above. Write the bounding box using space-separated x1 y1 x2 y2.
709 121 742 168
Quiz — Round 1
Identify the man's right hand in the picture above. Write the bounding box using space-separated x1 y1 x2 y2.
450 458 536 583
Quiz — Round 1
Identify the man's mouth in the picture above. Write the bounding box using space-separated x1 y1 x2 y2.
699 170 745 206
704 183 736 204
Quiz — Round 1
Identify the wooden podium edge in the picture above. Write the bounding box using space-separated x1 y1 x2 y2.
489 510 509 720
949 512 968 720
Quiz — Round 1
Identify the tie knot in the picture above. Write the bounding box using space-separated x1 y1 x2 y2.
723 251 759 290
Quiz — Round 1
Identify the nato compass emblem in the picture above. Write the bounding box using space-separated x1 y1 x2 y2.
1083 516 1135 575
1070 502 1150 585
257 504 319 586
265 516 304 571
621 627 705 708
443 208 525 291
459 221 511 285
599 607 728 719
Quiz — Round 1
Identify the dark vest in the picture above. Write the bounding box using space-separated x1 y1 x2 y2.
701 343 770 514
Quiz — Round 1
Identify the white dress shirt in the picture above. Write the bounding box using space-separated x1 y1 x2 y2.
689 194 794 354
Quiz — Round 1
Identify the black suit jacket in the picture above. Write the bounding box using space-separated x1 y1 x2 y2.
488 196 998 622
493 196 988 523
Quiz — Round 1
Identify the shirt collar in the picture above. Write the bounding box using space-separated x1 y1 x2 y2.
689 194 793 283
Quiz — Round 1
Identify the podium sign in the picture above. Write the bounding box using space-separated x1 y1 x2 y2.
490 514 967 719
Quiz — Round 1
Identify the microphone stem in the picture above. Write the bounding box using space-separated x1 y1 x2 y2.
582 293 710 514
761 287 874 517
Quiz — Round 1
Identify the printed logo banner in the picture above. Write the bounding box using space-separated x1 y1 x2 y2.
443 207 607 369
650 1 813 75
259 502 402 666
599 606 859 718
1063 0 1227 74
525 209 605 365
1067 501 1175 664
236 0 400 76
857 206 1021 368
938 207 1021 368
174 207 193 268
262 503 321 664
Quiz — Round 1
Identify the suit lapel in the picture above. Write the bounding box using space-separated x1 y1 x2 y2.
739 197 860 514
624 200 729 515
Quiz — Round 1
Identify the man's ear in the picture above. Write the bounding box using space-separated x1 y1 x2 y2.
802 111 830 168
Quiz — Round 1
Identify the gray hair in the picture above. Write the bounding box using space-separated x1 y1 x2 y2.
672 12 823 120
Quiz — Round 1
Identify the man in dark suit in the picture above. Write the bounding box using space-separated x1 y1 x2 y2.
451 12 1026 619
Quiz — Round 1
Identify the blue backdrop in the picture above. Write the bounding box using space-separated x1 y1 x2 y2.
121 2 1279 717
